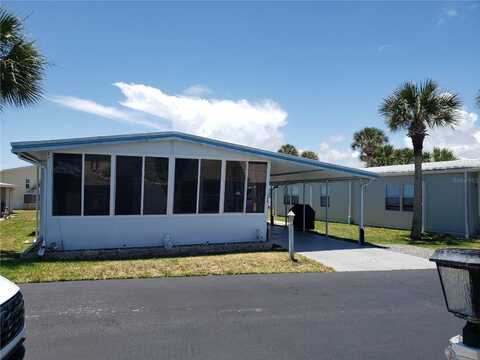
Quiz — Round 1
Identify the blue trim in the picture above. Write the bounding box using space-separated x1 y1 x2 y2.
11 131 378 178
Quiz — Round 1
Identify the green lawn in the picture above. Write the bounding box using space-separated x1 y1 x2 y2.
0 211 331 284
274 216 480 249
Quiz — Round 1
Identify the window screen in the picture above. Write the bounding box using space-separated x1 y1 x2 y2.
174 158 199 214
84 154 111 215
320 184 330 207
24 194 36 204
143 157 169 215
246 162 267 213
402 184 414 212
224 161 246 212
199 159 221 213
115 156 142 215
385 184 401 211
52 153 82 216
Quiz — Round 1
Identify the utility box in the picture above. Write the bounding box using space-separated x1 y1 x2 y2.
289 204 315 231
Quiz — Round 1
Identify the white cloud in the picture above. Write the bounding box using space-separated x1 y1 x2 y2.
402 110 480 159
377 44 392 53
438 7 459 25
318 141 362 168
114 82 287 150
181 84 212 97
328 135 346 143
445 8 458 17
50 95 166 130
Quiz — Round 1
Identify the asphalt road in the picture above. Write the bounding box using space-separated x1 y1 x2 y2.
13 270 461 360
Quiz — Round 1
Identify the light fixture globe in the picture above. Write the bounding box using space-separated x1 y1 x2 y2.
430 248 480 348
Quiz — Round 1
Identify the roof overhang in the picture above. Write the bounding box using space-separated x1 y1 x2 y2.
11 131 378 182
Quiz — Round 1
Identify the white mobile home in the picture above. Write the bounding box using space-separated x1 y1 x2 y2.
0 166 37 210
274 160 480 238
11 132 376 252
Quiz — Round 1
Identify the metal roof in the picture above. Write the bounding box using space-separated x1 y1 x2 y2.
11 131 377 179
367 159 480 175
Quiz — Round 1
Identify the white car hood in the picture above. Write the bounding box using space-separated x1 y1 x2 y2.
0 275 20 305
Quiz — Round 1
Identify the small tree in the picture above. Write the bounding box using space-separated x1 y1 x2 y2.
0 8 46 111
351 127 388 167
278 144 299 156
300 150 318 160
432 147 457 162
380 79 461 240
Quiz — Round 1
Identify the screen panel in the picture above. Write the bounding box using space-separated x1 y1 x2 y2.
173 158 199 214
246 162 267 213
84 154 111 215
224 161 246 212
52 153 82 216
143 157 169 215
199 159 221 213
115 156 142 215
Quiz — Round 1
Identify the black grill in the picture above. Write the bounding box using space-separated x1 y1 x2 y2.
0 291 25 349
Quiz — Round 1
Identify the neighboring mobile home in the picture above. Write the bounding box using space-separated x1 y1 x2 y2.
0 166 37 210
11 132 376 251
274 160 480 238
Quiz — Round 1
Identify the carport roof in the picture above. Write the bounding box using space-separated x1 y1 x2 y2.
11 131 377 181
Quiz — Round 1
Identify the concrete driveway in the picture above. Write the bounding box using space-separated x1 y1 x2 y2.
271 226 436 271
14 271 460 360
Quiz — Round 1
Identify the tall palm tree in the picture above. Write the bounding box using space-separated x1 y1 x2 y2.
278 144 299 156
300 150 318 160
0 8 46 111
351 127 388 167
476 90 480 108
380 79 461 240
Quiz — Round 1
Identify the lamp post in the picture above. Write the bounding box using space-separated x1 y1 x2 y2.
430 249 480 359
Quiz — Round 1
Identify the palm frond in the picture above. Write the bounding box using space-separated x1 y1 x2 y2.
0 8 45 110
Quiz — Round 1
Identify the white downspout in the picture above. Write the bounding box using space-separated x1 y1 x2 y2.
348 180 352 225
359 179 372 245
421 180 426 233
35 165 40 242
464 170 470 239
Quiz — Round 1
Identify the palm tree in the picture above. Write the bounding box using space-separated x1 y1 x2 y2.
374 144 395 166
351 127 388 167
300 150 318 160
476 90 480 108
432 147 457 162
278 144 299 156
0 8 46 111
380 79 461 240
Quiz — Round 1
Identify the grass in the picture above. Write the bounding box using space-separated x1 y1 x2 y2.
274 216 480 249
0 211 331 284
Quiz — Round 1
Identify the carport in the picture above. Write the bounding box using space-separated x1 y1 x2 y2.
267 155 378 244
0 182 15 216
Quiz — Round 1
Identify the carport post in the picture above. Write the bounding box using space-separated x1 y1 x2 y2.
284 185 288 227
302 182 306 232
270 185 274 226
325 180 329 237
359 182 365 245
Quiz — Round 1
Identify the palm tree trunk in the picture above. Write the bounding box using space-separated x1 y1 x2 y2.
411 138 423 240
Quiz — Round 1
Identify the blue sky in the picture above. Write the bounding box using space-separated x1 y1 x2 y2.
1 1 479 169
